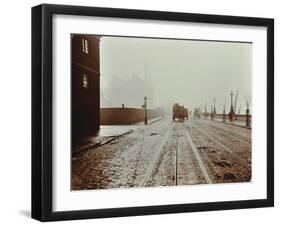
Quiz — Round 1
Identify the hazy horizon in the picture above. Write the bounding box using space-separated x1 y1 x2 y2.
99 36 252 114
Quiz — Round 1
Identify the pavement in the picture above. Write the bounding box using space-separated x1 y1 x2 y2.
73 116 164 153
135 116 163 125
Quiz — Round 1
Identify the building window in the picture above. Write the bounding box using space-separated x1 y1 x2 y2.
84 39 88 54
82 38 89 54
82 74 88 88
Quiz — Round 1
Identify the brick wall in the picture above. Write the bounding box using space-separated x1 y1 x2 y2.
100 108 162 125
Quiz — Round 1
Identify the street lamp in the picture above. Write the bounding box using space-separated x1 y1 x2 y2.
223 105 226 123
229 90 235 121
144 96 148 125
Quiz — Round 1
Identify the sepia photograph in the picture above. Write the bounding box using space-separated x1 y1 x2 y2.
71 34 252 190
31 4 274 221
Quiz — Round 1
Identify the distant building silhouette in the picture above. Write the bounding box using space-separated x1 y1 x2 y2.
101 73 154 109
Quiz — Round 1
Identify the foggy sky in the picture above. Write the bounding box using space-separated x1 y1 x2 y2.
100 36 252 114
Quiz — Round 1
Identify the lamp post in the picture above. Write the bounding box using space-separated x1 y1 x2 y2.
204 102 207 119
213 98 216 114
229 91 235 121
246 108 250 127
223 105 226 123
144 96 148 125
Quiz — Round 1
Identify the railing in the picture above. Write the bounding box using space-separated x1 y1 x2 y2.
203 113 251 128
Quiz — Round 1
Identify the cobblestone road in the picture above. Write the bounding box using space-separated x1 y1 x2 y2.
72 118 251 190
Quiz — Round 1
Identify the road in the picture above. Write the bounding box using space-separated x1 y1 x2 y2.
72 118 251 190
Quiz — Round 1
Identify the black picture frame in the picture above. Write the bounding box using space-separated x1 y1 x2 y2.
32 4 274 222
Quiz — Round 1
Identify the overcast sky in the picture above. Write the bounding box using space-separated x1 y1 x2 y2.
100 36 252 114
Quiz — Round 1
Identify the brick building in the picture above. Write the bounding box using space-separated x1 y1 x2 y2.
71 34 100 147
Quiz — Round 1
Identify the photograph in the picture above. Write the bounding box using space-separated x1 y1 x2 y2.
71 34 252 190
31 3 274 221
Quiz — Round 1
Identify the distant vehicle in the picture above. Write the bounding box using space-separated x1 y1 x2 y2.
173 103 188 121
184 108 188 120
193 108 201 119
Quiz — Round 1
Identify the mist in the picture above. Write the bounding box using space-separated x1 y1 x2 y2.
100 36 252 114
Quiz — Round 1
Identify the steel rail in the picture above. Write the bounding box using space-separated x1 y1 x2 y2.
139 127 171 187
201 122 251 146
192 123 251 171
182 124 213 184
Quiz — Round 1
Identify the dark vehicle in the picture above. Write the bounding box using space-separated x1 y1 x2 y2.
173 103 186 121
184 108 188 120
